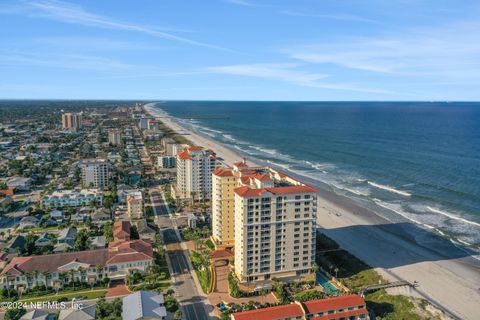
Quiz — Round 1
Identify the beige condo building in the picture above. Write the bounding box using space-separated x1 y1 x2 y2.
211 162 318 286
61 112 83 131
127 191 144 219
108 128 122 146
80 159 109 189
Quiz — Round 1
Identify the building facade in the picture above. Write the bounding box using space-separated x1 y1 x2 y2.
108 128 122 146
80 159 109 189
0 221 153 291
42 189 103 208
211 162 318 285
127 191 144 219
157 156 176 168
61 113 83 131
175 146 219 200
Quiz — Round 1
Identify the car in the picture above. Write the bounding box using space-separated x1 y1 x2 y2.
183 268 188 273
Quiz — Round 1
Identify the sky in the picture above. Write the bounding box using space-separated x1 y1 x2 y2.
0 0 480 101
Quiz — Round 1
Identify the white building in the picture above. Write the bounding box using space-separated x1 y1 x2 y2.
108 128 122 146
42 189 103 208
139 117 153 130
175 146 219 200
80 159 109 189
157 156 176 168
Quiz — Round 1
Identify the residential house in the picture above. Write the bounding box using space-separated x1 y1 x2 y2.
34 233 52 247
89 236 106 249
59 304 95 320
58 227 77 246
122 291 166 320
1 233 153 291
18 216 41 229
7 177 32 192
135 219 156 240
50 209 65 223
41 189 103 208
20 310 56 320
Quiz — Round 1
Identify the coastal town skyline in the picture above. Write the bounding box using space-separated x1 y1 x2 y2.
1 0 480 101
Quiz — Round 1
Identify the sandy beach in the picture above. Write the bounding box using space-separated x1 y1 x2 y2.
145 103 480 320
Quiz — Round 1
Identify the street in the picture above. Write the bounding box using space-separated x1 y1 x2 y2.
150 188 214 320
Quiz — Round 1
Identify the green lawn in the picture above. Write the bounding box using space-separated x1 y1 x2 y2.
365 290 423 320
195 268 211 294
20 289 107 303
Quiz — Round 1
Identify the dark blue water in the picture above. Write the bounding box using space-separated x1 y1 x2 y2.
153 101 480 248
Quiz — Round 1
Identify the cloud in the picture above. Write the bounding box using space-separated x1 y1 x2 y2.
286 21 480 81
0 51 132 71
223 0 253 6
11 0 228 51
204 63 390 93
281 10 379 24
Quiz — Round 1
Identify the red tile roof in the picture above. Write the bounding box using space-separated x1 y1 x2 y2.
231 303 303 320
1 239 154 275
233 161 248 167
234 185 318 197
250 173 272 181
212 168 233 177
177 150 192 160
231 296 367 320
304 295 366 314
113 220 131 241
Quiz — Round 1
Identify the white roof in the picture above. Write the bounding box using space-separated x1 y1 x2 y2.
122 291 166 320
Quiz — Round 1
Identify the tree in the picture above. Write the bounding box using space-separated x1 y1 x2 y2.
22 233 38 256
96 298 123 320
103 224 113 242
5 305 26 320
130 225 139 240
73 229 90 251
174 310 182 320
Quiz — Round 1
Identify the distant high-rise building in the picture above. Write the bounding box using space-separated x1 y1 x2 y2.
61 113 83 131
211 162 318 285
80 159 109 189
108 128 122 146
157 156 176 168
175 146 219 200
139 117 153 130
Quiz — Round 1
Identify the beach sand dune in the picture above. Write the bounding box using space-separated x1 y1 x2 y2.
145 103 480 320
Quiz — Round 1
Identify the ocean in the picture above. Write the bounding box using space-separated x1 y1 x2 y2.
153 101 480 251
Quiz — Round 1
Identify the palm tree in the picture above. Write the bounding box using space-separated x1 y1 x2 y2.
41 271 49 287
96 265 104 281
334 267 339 279
32 270 40 288
78 267 87 284
68 269 76 290
312 263 319 274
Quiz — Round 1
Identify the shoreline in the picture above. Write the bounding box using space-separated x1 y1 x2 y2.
144 102 480 320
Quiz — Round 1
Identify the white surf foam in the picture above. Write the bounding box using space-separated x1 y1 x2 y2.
426 206 480 227
368 181 412 197
373 199 435 229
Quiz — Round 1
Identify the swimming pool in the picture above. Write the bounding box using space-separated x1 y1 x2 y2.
316 272 341 296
